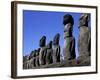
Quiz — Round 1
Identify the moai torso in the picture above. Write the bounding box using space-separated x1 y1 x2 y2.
39 36 47 65
63 36 75 60
63 14 76 60
78 14 91 57
53 33 60 63
46 41 53 64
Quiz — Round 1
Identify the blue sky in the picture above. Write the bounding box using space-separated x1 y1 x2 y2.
23 10 90 58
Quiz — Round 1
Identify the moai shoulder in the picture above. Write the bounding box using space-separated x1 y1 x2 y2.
53 33 61 63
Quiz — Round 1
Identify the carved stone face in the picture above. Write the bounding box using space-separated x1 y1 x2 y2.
64 23 73 38
53 33 60 45
64 23 72 32
47 41 52 49
78 14 89 28
39 36 46 47
63 14 74 26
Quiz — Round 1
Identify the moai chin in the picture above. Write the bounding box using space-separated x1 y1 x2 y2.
53 33 61 63
39 36 47 65
46 41 53 64
77 13 91 65
63 14 76 61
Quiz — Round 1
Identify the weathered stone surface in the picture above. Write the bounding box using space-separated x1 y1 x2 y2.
46 41 53 64
29 50 36 60
39 36 47 65
53 33 61 63
35 49 40 67
30 50 37 67
77 56 90 66
63 14 76 61
23 55 29 63
77 13 91 65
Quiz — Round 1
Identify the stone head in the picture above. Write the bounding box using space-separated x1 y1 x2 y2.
53 33 60 45
63 14 74 26
47 41 52 49
78 13 90 28
39 36 46 47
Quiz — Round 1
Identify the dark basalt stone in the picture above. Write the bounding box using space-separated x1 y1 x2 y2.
77 14 91 65
63 14 76 61
39 36 46 47
35 48 40 67
53 33 61 63
46 41 53 64
39 36 47 65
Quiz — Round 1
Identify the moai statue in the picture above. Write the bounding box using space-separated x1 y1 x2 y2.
39 36 47 65
46 41 53 64
29 50 36 67
53 33 61 63
23 55 29 69
35 48 40 67
63 14 76 61
77 13 91 65
23 55 29 64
